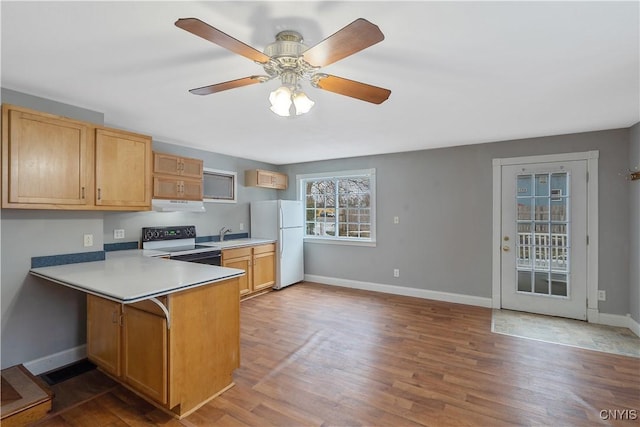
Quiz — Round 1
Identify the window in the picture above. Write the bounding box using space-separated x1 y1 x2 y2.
298 169 376 245
203 168 237 203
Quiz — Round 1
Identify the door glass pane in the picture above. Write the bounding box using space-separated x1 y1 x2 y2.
551 273 568 296
517 270 532 292
517 175 533 196
534 272 550 294
535 197 549 221
515 172 570 298
517 198 533 220
535 174 549 197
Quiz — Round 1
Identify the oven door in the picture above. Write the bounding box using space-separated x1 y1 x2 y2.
170 251 221 266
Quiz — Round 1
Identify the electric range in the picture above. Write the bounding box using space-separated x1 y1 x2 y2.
141 225 221 265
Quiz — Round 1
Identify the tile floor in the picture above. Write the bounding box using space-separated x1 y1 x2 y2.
492 309 640 358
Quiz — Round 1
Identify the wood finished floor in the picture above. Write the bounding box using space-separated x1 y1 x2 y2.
36 282 640 426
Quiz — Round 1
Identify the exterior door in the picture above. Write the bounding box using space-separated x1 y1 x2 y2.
500 160 588 320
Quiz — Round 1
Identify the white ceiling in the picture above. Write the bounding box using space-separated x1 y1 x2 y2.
2 1 638 165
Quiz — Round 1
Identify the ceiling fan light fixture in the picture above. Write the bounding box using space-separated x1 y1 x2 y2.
292 91 315 115
269 86 293 117
269 86 314 117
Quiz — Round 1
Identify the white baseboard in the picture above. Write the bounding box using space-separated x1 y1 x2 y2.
594 312 640 337
304 274 493 308
23 345 87 375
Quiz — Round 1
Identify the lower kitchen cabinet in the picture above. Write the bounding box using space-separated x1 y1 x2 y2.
222 249 252 296
87 295 121 377
222 243 275 299
86 277 240 418
122 303 167 404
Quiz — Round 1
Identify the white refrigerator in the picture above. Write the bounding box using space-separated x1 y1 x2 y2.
250 200 304 289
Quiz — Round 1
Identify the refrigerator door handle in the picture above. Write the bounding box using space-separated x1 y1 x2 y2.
279 206 284 256
280 228 284 256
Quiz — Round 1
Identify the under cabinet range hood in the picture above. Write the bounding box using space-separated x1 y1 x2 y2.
151 199 206 212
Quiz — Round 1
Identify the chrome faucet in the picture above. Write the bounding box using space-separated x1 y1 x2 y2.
219 227 232 242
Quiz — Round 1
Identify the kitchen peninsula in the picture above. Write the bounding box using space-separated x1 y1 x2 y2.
30 251 245 418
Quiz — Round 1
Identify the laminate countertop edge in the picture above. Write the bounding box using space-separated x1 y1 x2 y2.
29 252 245 304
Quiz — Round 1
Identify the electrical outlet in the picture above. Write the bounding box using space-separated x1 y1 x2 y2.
597 290 606 301
393 268 400 278
83 234 93 247
113 229 125 239
239 223 244 231
393 216 399 224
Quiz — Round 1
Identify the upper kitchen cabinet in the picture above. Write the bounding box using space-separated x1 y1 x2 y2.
1 104 152 211
152 152 203 201
95 128 152 209
245 169 288 190
153 152 203 179
2 104 93 208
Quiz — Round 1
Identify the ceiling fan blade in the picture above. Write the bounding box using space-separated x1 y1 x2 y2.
189 76 269 95
302 18 384 67
312 74 391 104
175 18 270 64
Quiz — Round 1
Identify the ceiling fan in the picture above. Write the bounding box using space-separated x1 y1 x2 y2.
174 17 391 116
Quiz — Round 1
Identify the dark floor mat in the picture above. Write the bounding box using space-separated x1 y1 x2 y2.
39 359 96 386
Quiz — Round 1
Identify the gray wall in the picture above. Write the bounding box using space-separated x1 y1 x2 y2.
1 86 635 370
629 123 640 323
1 89 106 369
0 89 280 369
281 128 632 316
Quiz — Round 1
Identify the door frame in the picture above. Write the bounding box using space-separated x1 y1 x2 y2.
492 151 599 322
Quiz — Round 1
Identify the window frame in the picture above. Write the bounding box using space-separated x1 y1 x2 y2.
297 168 376 247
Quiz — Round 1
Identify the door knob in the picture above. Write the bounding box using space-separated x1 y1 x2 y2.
502 245 510 252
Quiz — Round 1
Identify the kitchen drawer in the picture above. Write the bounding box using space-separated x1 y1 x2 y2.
223 246 251 259
253 243 276 255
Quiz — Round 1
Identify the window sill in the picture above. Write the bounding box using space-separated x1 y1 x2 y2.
303 237 376 247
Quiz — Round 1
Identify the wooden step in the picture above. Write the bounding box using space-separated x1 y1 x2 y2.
1 365 53 426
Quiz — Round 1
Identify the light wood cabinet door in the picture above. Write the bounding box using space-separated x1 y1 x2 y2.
95 128 152 209
122 305 167 405
153 177 203 201
245 169 288 190
182 178 203 200
153 152 203 179
2 106 92 208
270 172 288 189
181 157 204 179
86 295 121 377
253 249 276 292
223 244 276 297
223 255 252 296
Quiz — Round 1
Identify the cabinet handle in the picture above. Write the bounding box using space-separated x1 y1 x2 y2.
97 188 101 200
81 187 85 199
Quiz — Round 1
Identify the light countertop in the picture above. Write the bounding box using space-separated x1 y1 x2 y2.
200 238 275 249
30 250 245 303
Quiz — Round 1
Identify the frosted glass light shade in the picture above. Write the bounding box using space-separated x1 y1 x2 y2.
269 85 314 117
292 91 315 115
269 86 293 116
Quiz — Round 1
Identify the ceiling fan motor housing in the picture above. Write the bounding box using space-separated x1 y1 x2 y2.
263 31 318 81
